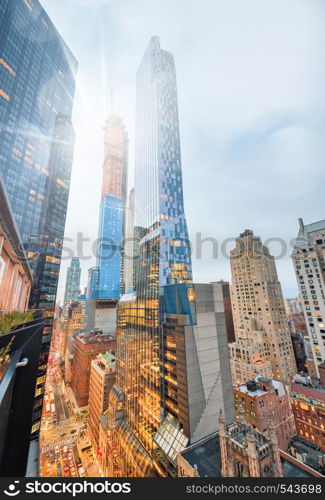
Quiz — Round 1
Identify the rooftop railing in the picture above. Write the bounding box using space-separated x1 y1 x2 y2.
0 316 45 477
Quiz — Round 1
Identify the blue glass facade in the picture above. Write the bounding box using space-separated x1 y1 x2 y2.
0 0 77 312
97 194 123 299
107 37 192 477
91 115 128 304
134 36 192 292
0 0 77 440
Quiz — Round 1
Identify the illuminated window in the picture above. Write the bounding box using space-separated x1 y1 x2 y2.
0 88 10 102
12 148 22 158
31 423 40 434
45 256 60 265
0 58 16 77
27 252 38 260
23 0 33 11
56 178 68 188
187 287 196 302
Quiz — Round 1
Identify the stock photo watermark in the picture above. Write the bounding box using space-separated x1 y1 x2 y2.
11 232 307 265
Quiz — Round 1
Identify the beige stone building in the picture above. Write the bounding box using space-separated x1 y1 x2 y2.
229 230 296 385
88 352 116 450
292 219 325 377
67 299 86 336
229 318 273 384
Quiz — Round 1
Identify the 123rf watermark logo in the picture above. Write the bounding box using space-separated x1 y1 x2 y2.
4 481 20 497
3 481 131 497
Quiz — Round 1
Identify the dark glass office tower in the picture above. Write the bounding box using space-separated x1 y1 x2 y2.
0 0 77 313
107 36 192 477
64 257 81 305
0 1 77 440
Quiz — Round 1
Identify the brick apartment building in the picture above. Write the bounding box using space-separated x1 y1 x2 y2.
70 330 116 406
234 377 295 451
291 366 325 452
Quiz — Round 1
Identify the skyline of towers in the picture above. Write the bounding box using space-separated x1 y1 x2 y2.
229 230 297 385
63 257 81 305
0 1 322 482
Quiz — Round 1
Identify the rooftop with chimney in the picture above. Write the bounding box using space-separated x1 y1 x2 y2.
291 368 325 397
76 329 113 344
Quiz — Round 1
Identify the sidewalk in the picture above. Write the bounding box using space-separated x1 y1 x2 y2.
65 385 88 416
77 437 101 477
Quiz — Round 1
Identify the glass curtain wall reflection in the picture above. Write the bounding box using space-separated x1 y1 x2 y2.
0 0 77 439
107 36 192 477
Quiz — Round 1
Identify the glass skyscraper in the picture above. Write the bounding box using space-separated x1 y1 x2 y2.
64 257 81 305
0 0 77 313
107 36 192 477
0 0 77 439
95 116 128 299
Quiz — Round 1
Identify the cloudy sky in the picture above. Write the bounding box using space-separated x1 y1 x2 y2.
40 0 325 303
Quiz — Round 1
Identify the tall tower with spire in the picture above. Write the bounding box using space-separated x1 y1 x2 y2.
96 115 128 299
86 116 128 331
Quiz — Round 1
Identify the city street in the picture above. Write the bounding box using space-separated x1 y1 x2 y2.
40 323 93 478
